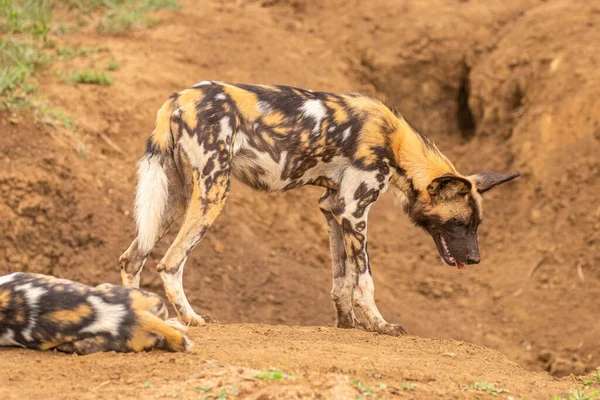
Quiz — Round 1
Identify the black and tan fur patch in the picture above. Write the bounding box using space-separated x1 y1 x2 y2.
0 272 191 354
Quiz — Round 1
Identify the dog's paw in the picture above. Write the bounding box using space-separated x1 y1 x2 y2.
374 323 407 336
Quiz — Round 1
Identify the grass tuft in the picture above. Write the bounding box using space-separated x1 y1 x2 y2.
402 382 418 390
552 389 600 400
59 69 114 86
553 370 600 400
0 40 49 105
95 0 181 33
463 382 509 397
105 60 119 71
254 368 292 380
56 44 101 60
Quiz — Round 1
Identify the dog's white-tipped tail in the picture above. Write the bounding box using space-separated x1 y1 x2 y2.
135 154 168 253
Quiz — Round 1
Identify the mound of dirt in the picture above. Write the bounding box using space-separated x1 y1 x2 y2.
1 0 598 393
0 325 579 399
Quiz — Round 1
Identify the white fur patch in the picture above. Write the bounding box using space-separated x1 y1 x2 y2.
81 296 127 337
300 99 327 135
339 166 388 222
179 117 233 197
232 130 249 155
214 93 227 101
256 101 272 114
0 272 19 287
15 283 47 342
0 330 25 348
231 147 291 192
180 117 232 179
341 127 351 142
180 129 206 168
219 116 233 140
135 154 169 253
192 80 212 87
160 264 196 319
354 273 386 326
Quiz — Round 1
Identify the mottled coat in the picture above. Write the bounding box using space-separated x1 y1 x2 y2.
0 272 191 354
120 82 519 334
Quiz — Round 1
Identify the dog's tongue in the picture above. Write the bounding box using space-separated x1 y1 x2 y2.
456 261 464 270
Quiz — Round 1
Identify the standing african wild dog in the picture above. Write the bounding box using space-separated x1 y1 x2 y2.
119 81 520 335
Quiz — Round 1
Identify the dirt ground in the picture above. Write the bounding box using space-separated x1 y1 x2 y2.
1 0 599 398
0 325 583 399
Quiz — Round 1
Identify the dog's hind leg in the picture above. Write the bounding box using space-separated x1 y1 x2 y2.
156 114 235 326
120 152 186 288
157 165 231 326
120 201 184 288
318 189 363 330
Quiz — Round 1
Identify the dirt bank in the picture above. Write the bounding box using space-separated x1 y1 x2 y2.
1 0 599 396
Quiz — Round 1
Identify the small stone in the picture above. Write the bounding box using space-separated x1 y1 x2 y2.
213 240 224 254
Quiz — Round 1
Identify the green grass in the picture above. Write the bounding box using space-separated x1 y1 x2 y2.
0 40 49 102
95 0 181 33
583 371 600 387
105 60 119 70
0 0 52 38
552 389 600 400
402 382 418 390
0 0 179 119
351 380 391 399
0 0 52 108
254 368 292 380
463 382 509 397
192 383 240 399
56 44 102 60
553 371 600 400
59 69 114 85
41 106 75 130
352 381 376 399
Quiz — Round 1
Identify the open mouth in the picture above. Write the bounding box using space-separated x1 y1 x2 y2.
438 235 464 270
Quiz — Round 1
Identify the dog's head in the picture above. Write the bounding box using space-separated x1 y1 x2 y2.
407 171 520 269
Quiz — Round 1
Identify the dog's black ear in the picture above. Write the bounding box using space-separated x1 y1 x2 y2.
469 172 521 193
427 174 472 199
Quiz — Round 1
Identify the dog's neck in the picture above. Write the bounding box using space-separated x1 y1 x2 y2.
387 116 458 202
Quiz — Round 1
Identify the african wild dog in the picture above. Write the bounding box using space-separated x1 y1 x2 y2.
0 272 191 354
119 81 520 335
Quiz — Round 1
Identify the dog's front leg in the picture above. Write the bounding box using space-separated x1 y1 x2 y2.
338 214 407 336
332 170 407 336
319 189 364 329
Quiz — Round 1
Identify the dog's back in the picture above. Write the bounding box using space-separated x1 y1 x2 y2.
0 272 191 354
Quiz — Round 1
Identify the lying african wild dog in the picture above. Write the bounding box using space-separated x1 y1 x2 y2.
0 272 191 354
119 81 520 335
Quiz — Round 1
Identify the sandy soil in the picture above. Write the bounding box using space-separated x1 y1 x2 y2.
0 324 578 399
1 0 599 398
